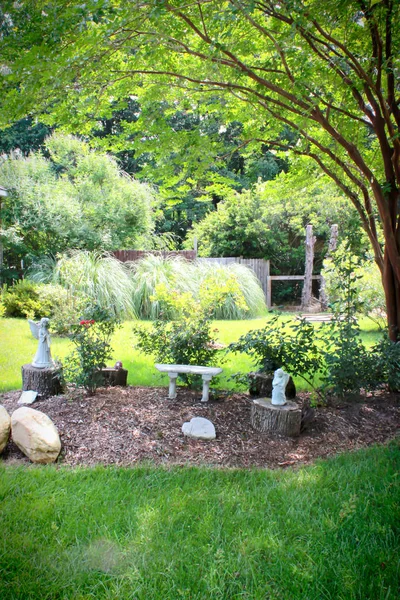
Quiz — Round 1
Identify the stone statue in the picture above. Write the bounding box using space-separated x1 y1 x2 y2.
271 368 290 406
28 318 54 368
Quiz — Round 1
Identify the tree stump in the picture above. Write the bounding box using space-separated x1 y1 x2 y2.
22 364 63 399
251 398 301 437
101 367 128 387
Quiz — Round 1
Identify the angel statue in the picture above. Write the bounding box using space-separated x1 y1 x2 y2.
28 318 54 368
271 368 290 406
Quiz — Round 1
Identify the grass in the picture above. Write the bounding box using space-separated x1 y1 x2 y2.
0 442 399 599
0 315 384 393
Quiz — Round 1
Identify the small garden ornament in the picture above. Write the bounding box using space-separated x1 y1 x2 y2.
271 368 290 406
28 318 54 368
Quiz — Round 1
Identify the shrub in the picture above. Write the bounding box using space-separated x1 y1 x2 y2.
322 243 386 328
228 316 324 394
134 296 222 389
196 262 266 319
63 305 120 395
1 280 48 319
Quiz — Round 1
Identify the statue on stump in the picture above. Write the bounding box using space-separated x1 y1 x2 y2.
28 318 54 368
271 368 290 406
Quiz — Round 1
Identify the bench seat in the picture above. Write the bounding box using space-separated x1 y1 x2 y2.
155 364 223 402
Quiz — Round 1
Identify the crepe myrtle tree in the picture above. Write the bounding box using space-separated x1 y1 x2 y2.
1 0 399 337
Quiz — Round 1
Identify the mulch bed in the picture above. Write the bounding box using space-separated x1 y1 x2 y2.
1 386 399 468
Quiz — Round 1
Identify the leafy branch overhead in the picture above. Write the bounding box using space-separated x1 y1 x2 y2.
1 0 400 336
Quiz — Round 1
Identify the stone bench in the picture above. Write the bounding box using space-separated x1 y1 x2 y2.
155 364 223 402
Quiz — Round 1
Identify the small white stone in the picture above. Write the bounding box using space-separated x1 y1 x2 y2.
182 417 216 440
0 405 11 453
18 390 38 405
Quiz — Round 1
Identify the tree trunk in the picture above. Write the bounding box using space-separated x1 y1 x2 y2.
22 364 63 399
301 224 316 310
250 398 301 437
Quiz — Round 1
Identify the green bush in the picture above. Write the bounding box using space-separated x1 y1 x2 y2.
63 305 120 395
1 280 49 318
228 316 324 394
322 242 386 328
134 296 222 389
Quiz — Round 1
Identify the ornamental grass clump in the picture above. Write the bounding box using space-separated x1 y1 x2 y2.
130 255 267 320
29 250 135 319
64 305 120 395
129 254 195 320
194 261 267 319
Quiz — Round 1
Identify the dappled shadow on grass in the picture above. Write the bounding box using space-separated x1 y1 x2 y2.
0 442 399 599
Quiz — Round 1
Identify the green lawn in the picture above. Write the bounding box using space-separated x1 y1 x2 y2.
0 315 383 392
0 442 399 600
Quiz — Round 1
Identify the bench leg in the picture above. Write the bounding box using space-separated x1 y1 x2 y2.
201 375 212 402
168 373 178 399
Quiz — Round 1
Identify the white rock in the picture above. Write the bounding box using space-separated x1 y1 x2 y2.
0 405 11 454
11 407 61 464
182 417 216 440
18 390 38 405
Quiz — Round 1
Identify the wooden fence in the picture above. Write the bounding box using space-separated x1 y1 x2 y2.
112 250 197 262
113 251 320 308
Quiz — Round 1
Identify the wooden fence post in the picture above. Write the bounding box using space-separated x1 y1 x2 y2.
301 225 316 310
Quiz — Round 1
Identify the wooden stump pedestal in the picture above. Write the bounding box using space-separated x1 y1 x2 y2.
251 398 301 437
22 364 63 399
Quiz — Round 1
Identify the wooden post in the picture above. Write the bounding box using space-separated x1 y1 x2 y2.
320 224 338 310
301 224 316 310
266 276 272 309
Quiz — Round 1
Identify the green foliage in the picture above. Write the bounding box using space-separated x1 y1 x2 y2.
320 249 384 396
134 297 221 388
229 316 324 393
186 160 359 276
322 242 386 328
370 335 400 392
131 255 266 320
0 133 156 277
130 255 195 320
0 0 397 337
64 305 120 395
1 280 43 318
30 250 136 320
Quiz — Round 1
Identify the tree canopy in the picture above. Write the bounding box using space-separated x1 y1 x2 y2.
0 0 399 334
186 158 361 273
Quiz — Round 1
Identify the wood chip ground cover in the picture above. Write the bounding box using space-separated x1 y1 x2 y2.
1 387 399 468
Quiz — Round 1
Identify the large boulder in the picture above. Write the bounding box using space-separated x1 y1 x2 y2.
11 407 61 464
0 405 11 453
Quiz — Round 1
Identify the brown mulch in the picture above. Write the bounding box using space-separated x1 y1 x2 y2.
1 386 399 468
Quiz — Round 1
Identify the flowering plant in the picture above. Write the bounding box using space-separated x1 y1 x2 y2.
64 305 120 394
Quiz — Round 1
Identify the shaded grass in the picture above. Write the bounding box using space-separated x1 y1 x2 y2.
0 442 399 599
0 316 384 393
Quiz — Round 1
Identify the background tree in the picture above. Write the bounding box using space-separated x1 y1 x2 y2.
0 1 399 336
0 133 155 280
